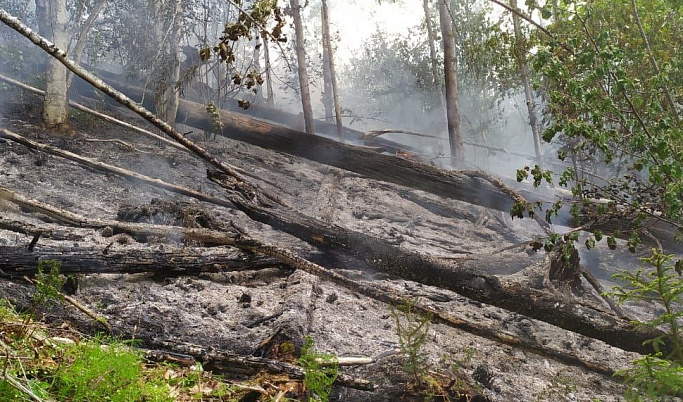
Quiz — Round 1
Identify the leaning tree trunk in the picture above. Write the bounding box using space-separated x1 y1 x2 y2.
290 0 315 134
35 0 69 131
65 0 107 91
510 0 543 167
320 0 344 142
438 0 464 168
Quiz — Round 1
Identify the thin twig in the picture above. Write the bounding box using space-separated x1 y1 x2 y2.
486 0 554 39
62 294 112 332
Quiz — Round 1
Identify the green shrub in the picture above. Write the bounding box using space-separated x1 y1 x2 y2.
608 249 683 400
298 336 338 401
51 338 172 402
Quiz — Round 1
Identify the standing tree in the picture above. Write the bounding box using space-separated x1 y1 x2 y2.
261 28 275 108
321 13 333 122
155 0 183 124
35 0 69 131
289 0 315 133
423 0 443 106
509 0 543 167
320 0 343 141
438 0 463 167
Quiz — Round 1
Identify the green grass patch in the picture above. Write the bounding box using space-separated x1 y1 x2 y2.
0 297 273 401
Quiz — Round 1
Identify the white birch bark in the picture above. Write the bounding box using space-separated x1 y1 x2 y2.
35 0 69 130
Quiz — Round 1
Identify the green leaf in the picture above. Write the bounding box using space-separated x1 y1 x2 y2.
585 237 596 249
607 236 617 250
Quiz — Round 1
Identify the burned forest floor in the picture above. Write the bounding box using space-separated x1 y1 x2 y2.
0 91 660 401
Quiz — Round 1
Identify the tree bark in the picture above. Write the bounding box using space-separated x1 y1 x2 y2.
321 19 333 122
320 0 343 142
510 0 543 167
289 0 315 134
252 28 266 105
155 0 183 124
438 0 464 168
35 0 69 130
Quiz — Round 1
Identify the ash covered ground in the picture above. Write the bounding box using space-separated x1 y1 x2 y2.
0 93 651 401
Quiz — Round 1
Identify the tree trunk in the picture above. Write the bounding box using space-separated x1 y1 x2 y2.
289 0 315 134
423 0 444 105
321 22 333 122
35 0 69 131
261 30 275 108
253 28 266 106
206 168 672 357
66 0 108 91
162 0 183 124
510 0 543 167
0 176 668 357
320 0 344 142
438 0 464 168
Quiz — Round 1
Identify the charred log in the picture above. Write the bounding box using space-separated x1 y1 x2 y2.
0 244 281 276
207 170 668 356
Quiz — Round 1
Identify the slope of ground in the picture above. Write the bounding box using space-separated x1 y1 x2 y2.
0 92 648 401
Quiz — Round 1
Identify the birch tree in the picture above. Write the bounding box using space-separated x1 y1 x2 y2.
261 29 275 108
35 0 69 131
154 0 183 124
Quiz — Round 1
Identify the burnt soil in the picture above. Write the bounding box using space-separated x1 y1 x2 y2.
0 92 652 401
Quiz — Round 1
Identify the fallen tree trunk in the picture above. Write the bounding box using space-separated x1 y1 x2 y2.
0 213 623 376
1 184 668 356
0 125 665 357
0 244 280 276
75 76 520 214
206 169 667 356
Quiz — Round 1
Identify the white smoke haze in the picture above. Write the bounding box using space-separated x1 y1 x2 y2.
0 0 558 183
